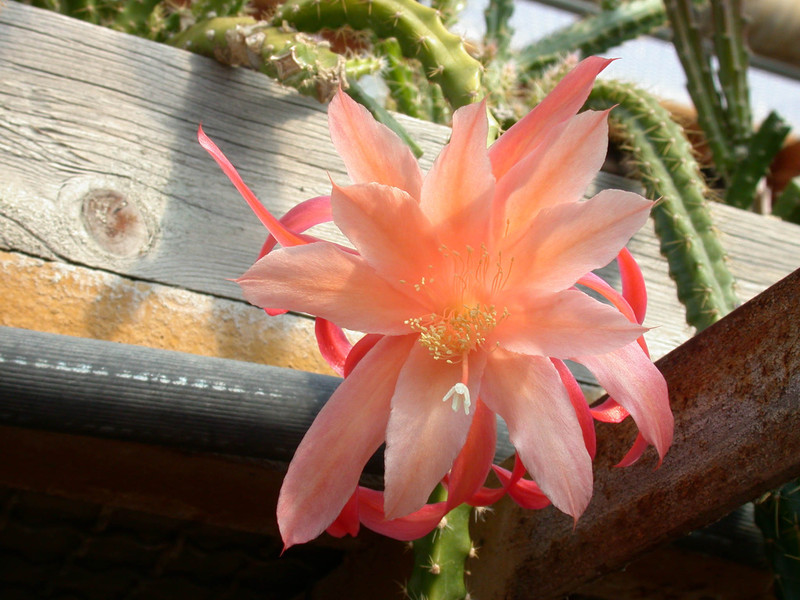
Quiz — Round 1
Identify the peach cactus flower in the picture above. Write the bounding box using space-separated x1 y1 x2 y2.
200 56 673 549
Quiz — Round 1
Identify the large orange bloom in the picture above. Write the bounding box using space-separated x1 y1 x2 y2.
200 56 673 548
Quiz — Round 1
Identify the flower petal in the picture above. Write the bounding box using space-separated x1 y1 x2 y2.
330 181 443 288
495 109 611 241
488 56 613 180
329 89 423 198
420 100 495 248
236 242 429 335
495 289 647 359
315 318 351 376
198 125 307 248
277 334 416 548
446 398 497 510
503 189 653 294
382 345 485 519
358 488 448 541
481 348 593 519
259 195 332 259
577 341 673 460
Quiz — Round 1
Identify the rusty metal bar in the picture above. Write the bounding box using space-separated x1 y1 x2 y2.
469 267 800 599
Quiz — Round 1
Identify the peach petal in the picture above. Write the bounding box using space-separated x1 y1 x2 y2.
329 89 423 198
382 345 486 519
481 349 593 519
496 110 611 241
420 100 495 248
577 341 673 460
330 181 443 290
503 189 653 294
236 242 429 335
489 56 613 180
495 289 647 359
277 335 416 548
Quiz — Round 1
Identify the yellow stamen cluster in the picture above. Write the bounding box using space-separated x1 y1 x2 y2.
406 304 500 363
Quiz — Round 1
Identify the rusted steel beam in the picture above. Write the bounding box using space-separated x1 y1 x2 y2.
469 267 800 599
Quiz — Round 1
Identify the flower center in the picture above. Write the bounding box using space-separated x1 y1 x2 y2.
406 303 501 363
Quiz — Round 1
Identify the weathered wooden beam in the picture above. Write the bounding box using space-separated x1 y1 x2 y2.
469 267 800 599
2 1 800 369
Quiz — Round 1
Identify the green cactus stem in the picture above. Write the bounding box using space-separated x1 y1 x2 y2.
484 0 514 60
273 0 484 108
378 38 428 120
664 0 743 182
711 0 751 148
518 0 668 77
754 479 800 600
587 78 739 331
407 486 473 600
171 17 349 102
725 111 790 211
773 178 800 225
431 0 467 27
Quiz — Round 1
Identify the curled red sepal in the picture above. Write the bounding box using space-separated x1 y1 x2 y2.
616 432 649 467
314 318 352 376
197 125 307 248
343 334 383 377
445 399 497 510
493 455 551 510
325 488 360 538
577 270 650 357
357 487 448 541
590 398 630 423
552 358 597 459
617 247 648 325
258 195 333 259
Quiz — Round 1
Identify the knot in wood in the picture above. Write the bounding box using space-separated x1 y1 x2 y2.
80 189 149 257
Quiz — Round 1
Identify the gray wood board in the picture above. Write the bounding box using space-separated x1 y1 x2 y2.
2 0 799 366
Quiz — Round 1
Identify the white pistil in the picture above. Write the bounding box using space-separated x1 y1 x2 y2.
443 382 471 415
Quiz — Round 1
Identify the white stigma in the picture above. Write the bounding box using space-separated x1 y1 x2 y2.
443 382 471 415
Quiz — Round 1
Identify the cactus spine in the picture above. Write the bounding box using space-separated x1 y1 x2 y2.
171 17 360 102
587 78 738 332
518 0 668 76
407 486 473 600
273 0 484 108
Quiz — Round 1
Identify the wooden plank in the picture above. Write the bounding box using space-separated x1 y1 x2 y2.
2 1 799 371
468 267 800 599
0 249 336 374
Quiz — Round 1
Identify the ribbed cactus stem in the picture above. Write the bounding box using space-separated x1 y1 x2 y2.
431 0 466 27
407 486 473 600
725 111 790 210
378 39 427 120
588 79 738 331
773 178 800 225
273 0 484 108
484 0 515 59
518 0 668 76
344 55 386 81
754 479 800 600
711 0 751 147
664 0 734 178
170 18 347 102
